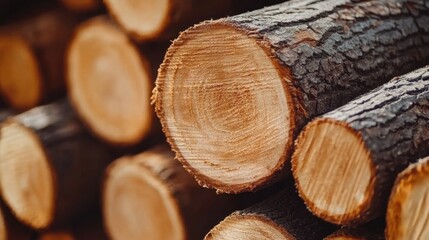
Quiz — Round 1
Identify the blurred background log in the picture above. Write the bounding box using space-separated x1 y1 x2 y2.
0 202 34 240
103 145 238 240
0 8 79 110
0 100 114 229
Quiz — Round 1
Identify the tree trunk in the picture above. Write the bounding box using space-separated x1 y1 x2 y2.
153 0 429 193
0 8 79 110
292 66 429 225
104 0 285 41
0 202 34 240
67 16 161 146
205 185 337 240
103 145 238 240
0 99 114 229
386 156 429 240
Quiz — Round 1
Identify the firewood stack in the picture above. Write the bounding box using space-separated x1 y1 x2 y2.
0 0 428 239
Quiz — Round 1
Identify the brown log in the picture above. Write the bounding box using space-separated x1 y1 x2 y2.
103 0 285 41
67 16 160 146
386 156 429 240
60 0 101 12
205 186 336 240
153 0 429 194
0 202 34 240
38 231 74 240
103 145 238 240
0 99 114 229
292 66 429 225
0 9 79 110
324 221 385 240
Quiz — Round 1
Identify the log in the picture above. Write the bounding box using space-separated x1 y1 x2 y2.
324 221 385 240
59 0 101 12
39 231 74 240
292 66 429 225
0 202 34 240
205 186 336 240
153 0 429 193
103 145 238 240
103 0 285 41
0 9 79 110
67 16 159 146
386 156 429 240
0 99 114 229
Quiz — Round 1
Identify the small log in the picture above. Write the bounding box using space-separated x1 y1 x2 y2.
59 0 101 12
0 99 114 229
153 0 429 193
103 0 286 41
0 202 34 240
0 9 79 110
103 145 237 240
292 66 429 225
67 16 159 146
205 186 336 240
386 156 429 240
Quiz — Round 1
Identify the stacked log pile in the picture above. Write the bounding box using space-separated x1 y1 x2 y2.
0 0 428 239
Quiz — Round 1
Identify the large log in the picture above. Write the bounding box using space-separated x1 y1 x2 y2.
0 9 79 110
103 145 238 240
153 0 429 193
292 66 429 225
67 16 159 146
0 99 114 229
386 156 429 240
104 0 286 41
205 186 336 240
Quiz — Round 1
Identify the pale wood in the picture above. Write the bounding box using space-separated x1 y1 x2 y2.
103 145 237 240
292 66 429 225
0 100 113 229
153 0 429 193
67 16 155 146
386 156 429 240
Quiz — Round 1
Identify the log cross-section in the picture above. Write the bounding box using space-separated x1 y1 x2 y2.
292 66 429 225
154 0 429 193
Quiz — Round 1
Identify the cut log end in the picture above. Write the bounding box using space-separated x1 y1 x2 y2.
205 214 292 240
0 120 54 229
68 17 153 145
292 119 375 225
0 36 42 110
154 22 293 193
104 0 169 40
103 155 185 240
387 157 429 240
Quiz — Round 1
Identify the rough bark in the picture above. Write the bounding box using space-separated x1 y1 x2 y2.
154 0 429 193
294 66 429 225
103 145 238 240
0 8 79 109
205 185 337 240
0 99 114 228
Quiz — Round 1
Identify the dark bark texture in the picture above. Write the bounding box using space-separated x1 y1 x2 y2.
319 66 429 224
221 186 337 240
325 220 385 239
222 0 429 135
123 146 238 240
12 99 114 227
